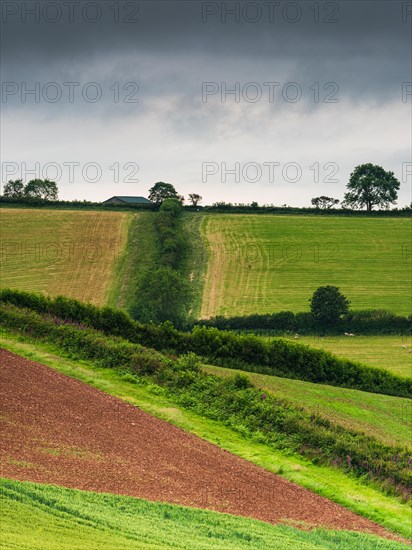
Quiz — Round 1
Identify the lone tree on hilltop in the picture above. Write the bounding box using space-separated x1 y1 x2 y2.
3 179 25 198
148 182 178 206
342 164 400 211
311 196 339 209
310 286 350 330
188 193 202 207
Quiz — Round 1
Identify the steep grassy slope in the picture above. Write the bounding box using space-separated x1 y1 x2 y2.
0 208 129 305
2 479 409 550
200 215 411 318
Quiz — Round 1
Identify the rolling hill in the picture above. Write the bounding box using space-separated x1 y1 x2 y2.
200 214 411 317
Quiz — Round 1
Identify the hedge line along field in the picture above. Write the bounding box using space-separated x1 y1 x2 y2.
279 335 412 379
3 479 410 550
200 214 412 318
0 208 129 306
203 364 412 449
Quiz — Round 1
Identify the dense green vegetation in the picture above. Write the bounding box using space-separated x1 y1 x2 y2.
1 332 411 539
1 301 410 501
131 199 192 328
200 214 412 317
3 479 409 550
1 289 410 397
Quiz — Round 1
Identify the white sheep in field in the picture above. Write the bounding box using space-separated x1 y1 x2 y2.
294 334 299 339
402 345 408 349
348 333 355 337
344 332 350 336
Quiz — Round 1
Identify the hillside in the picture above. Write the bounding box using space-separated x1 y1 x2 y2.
200 214 412 318
0 208 130 306
1 347 395 537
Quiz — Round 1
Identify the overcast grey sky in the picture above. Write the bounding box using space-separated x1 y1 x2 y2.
1 0 411 206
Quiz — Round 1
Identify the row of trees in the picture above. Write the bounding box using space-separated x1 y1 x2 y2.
149 164 402 211
2 164 403 211
3 179 59 200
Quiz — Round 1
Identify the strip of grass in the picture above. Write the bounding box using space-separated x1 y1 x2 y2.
203 365 411 449
181 213 208 319
106 211 158 311
1 330 410 540
200 214 412 317
3 478 410 550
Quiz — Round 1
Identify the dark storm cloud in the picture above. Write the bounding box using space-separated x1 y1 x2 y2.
1 0 410 102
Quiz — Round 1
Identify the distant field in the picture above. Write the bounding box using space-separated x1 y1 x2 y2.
200 215 412 318
3 479 408 550
0 208 129 305
282 335 412 379
203 364 412 449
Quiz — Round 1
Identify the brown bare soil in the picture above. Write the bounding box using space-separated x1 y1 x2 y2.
0 348 403 540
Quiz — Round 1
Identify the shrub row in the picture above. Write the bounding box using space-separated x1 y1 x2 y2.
204 202 412 216
131 200 192 327
0 289 410 397
195 310 412 335
1 302 410 500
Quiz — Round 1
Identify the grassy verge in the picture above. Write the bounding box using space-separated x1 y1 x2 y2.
203 364 412 449
1 330 410 540
106 211 158 311
2 478 410 550
181 212 208 319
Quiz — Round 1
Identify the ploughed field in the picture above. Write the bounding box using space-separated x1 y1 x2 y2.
0 348 399 539
200 214 412 318
0 208 129 305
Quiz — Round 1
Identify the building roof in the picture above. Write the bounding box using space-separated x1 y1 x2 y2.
104 196 152 204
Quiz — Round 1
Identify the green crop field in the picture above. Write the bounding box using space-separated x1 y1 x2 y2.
200 215 412 318
0 208 130 306
2 479 408 550
276 335 412 379
203 364 412 449
1 332 411 539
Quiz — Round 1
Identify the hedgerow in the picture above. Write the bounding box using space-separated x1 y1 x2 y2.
194 310 412 335
0 289 410 398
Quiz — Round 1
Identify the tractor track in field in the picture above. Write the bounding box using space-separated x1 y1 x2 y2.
0 348 408 543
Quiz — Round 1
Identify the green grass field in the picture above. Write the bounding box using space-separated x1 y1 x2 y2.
200 214 412 318
0 208 130 306
3 479 408 550
203 364 412 449
1 331 410 539
278 335 412 379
